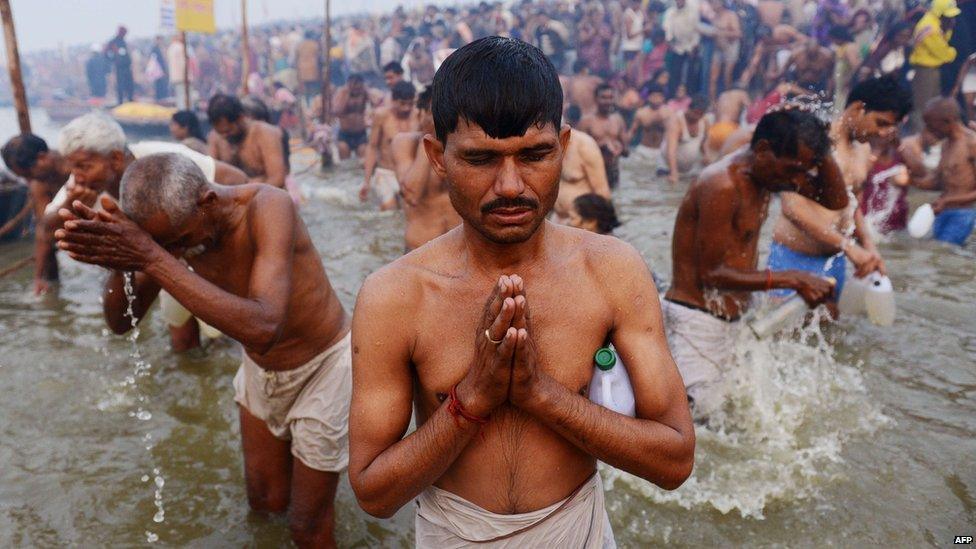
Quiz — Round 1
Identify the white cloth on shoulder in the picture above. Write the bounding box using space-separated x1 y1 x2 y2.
415 472 615 549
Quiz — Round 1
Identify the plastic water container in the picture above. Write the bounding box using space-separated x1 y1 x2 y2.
838 275 869 316
864 272 896 326
589 347 635 417
908 203 935 238
748 297 808 338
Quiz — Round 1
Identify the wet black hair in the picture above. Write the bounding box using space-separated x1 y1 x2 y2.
241 95 272 122
827 25 852 42
1 133 48 172
573 193 621 235
751 109 830 161
207 93 245 124
689 94 710 112
171 110 204 141
594 83 614 97
348 73 365 84
391 80 417 101
846 74 912 120
382 61 404 74
432 36 562 143
566 105 582 126
417 87 433 111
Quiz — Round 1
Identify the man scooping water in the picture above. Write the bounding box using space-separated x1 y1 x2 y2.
664 109 845 412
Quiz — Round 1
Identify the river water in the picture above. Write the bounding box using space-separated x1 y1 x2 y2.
0 108 973 547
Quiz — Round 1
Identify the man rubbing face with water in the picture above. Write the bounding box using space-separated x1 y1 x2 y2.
348 37 695 547
54 153 350 548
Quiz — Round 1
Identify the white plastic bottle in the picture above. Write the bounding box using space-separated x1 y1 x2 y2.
748 297 808 338
589 347 636 417
838 275 869 316
908 203 935 238
864 272 896 326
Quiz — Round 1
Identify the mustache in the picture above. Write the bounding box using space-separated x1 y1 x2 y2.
481 196 539 214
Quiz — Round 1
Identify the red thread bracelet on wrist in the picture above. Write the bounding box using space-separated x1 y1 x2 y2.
448 384 489 426
765 268 773 291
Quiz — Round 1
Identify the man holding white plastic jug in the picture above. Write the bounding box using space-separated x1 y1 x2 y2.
348 37 694 548
665 109 845 413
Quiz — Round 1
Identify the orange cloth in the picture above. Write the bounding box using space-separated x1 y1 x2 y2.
707 121 739 152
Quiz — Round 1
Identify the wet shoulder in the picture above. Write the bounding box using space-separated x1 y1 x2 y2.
359 230 462 310
551 225 649 288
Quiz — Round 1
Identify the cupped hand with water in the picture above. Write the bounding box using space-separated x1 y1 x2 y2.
54 196 163 272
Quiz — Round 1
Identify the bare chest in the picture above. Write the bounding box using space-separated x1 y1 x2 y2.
410 278 613 405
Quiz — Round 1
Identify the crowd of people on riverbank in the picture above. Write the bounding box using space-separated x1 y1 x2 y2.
1 0 975 547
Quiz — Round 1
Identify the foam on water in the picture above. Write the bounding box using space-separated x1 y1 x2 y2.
603 307 889 519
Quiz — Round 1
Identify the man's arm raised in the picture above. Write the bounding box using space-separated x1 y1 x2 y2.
57 191 295 353
349 273 522 518
509 242 694 489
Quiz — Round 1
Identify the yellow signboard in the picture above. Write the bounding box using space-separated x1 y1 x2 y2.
175 0 216 34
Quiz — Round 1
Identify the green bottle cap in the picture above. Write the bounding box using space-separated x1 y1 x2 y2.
594 347 616 371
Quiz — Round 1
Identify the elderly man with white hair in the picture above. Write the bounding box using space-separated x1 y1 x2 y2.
44 112 248 351
54 153 351 548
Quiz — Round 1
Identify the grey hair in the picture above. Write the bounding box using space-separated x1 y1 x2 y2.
120 153 210 227
59 112 127 156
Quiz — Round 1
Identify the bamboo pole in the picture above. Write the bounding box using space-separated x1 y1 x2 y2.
181 31 190 109
241 0 250 94
0 0 31 133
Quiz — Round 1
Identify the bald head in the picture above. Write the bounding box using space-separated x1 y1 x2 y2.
923 97 962 139
120 153 210 228
924 97 960 120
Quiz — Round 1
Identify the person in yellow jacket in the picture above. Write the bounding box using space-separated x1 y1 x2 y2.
909 0 961 130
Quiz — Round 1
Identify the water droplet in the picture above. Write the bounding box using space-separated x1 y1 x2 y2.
136 410 152 421
153 510 165 523
154 476 165 489
146 531 158 543
141 475 149 482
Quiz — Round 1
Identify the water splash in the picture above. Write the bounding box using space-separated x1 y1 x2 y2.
122 272 164 542
604 308 888 519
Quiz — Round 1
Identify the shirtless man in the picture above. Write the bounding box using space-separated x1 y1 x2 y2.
1 134 70 294
628 84 671 169
769 76 911 312
554 106 612 224
665 109 843 411
918 98 976 245
707 0 742 103
737 24 807 89
360 81 418 211
781 38 835 95
332 74 373 159
664 95 711 184
207 93 288 189
565 60 603 116
578 84 629 189
349 37 694 546
705 87 751 163
55 153 350 548
45 112 247 351
391 87 461 251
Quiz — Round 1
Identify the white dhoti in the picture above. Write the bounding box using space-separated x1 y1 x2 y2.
661 298 737 406
631 144 663 168
371 167 400 206
415 473 615 549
